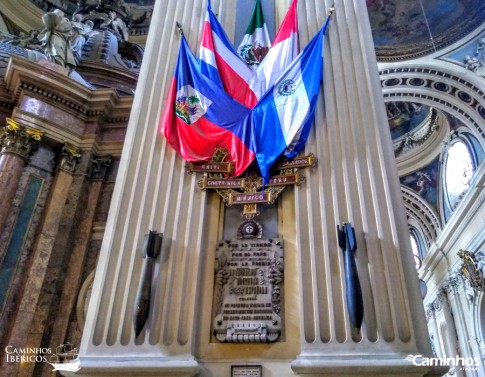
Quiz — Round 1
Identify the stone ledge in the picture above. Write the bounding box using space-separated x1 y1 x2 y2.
291 356 449 376
59 356 199 377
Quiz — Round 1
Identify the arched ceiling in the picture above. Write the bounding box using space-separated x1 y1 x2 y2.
367 0 485 61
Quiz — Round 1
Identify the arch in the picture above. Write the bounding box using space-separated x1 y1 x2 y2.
379 62 485 145
401 185 442 249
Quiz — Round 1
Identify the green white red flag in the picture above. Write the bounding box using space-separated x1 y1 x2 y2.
237 0 271 70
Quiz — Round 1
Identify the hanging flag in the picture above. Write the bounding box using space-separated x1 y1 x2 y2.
237 0 271 70
160 35 255 176
251 0 299 97
200 0 299 108
252 16 331 184
200 0 257 107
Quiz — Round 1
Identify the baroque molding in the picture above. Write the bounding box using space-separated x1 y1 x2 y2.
401 186 441 247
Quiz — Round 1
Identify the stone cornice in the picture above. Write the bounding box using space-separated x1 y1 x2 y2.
2 56 132 154
4 56 133 120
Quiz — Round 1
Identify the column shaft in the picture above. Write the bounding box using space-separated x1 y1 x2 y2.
3 169 73 377
0 153 25 237
39 178 104 377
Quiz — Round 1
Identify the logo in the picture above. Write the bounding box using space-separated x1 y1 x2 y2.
4 343 80 373
406 354 480 371
4 346 51 363
175 85 212 124
47 343 80 372
277 79 296 96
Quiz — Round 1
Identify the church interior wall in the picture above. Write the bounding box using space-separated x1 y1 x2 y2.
0 1 483 376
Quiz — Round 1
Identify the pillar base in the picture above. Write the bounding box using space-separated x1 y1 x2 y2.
291 356 449 377
60 356 199 377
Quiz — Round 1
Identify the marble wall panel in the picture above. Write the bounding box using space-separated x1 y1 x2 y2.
19 96 85 134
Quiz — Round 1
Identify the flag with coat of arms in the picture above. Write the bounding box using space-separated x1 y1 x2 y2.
251 15 331 184
160 34 255 177
236 0 271 70
199 0 299 108
161 8 331 185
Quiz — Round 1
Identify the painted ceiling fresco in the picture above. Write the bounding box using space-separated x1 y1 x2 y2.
400 157 440 209
366 0 485 60
386 102 430 140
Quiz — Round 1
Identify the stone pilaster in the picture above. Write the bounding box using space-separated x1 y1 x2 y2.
435 289 465 377
445 272 485 377
2 143 80 377
0 118 43 235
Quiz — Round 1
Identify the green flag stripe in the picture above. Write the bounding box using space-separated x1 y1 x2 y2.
245 0 265 34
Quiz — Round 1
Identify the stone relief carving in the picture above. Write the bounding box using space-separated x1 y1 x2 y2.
39 9 77 71
426 303 435 321
0 1 145 75
464 37 485 77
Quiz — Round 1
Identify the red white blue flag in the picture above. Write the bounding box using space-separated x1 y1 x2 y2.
252 16 331 184
200 0 299 108
160 35 255 176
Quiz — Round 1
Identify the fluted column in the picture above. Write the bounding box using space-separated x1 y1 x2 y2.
74 0 211 376
291 0 441 375
3 143 80 377
0 118 43 236
71 0 447 376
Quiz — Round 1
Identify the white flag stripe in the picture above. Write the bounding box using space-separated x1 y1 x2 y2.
252 33 299 94
273 61 310 146
199 46 217 68
212 31 253 83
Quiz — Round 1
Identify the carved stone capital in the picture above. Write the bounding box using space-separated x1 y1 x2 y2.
0 118 43 160
430 290 447 313
425 303 435 321
90 155 112 180
59 142 81 173
444 272 465 295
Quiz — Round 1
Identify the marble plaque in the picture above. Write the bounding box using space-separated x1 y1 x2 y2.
231 365 262 377
213 222 284 343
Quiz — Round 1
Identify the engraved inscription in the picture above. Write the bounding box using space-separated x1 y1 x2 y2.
213 230 284 343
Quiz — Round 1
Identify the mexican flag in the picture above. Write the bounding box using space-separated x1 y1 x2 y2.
237 0 271 70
